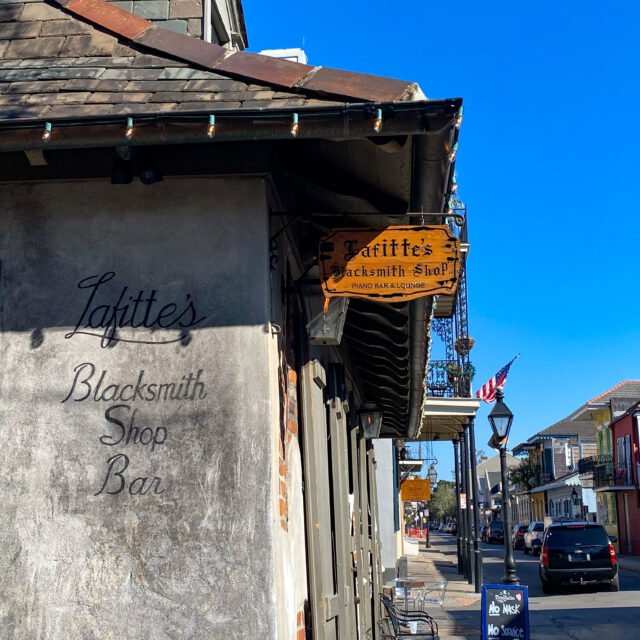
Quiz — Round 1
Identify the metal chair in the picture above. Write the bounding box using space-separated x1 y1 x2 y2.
414 581 448 608
379 593 439 639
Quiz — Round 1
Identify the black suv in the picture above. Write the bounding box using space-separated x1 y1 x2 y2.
487 520 504 544
539 522 618 593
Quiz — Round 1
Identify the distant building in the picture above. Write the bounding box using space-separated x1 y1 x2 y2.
475 452 519 524
570 381 640 550
513 415 596 521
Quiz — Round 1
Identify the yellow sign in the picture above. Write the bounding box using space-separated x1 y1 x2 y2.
401 478 431 501
319 225 460 302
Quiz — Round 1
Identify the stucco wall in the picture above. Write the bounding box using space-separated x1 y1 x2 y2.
374 439 398 581
0 177 275 639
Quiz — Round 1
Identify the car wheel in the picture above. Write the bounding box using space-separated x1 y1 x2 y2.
541 578 554 595
608 574 620 592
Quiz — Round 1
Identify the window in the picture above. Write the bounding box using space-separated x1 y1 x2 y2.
616 435 632 484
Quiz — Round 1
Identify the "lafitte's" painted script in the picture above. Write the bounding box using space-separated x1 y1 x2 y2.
65 271 206 347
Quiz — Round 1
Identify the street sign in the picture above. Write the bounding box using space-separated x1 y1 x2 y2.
481 584 529 640
460 493 467 509
318 225 460 302
400 478 431 501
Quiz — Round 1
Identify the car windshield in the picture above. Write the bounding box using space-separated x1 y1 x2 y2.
546 526 609 547
518 525 528 533
533 523 544 531
491 521 503 529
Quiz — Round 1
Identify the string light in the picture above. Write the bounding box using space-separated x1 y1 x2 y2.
455 106 464 129
207 114 215 138
41 121 52 142
451 175 458 194
449 142 458 163
373 108 383 133
290 112 299 137
125 117 133 140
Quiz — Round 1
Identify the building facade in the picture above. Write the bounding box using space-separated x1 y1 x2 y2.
0 1 464 638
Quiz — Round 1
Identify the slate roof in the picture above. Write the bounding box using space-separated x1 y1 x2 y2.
0 0 425 122
586 380 640 405
532 416 595 440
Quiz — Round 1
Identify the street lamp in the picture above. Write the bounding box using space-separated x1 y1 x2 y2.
488 387 519 585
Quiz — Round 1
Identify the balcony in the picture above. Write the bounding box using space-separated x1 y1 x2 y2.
427 360 473 398
593 461 635 490
528 472 553 488
578 454 611 476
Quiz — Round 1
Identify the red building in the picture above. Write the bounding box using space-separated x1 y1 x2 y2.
609 402 640 555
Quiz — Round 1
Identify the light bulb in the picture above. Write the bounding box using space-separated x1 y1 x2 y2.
41 122 52 142
455 106 464 129
449 142 458 163
373 108 382 133
207 114 215 138
125 117 133 140
291 113 299 137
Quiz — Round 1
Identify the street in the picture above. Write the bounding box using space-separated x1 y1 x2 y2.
470 535 640 640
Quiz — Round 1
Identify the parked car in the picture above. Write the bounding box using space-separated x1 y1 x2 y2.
539 522 619 594
479 525 488 542
524 521 545 555
486 520 504 544
512 524 528 549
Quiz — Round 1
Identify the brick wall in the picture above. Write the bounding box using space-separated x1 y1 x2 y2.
278 363 299 531
110 0 203 38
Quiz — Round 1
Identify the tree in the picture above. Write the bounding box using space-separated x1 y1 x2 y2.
429 480 457 522
511 456 540 489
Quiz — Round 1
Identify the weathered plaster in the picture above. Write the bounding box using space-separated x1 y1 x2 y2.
0 177 275 639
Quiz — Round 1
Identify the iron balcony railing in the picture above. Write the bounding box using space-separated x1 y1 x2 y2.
593 461 635 489
578 454 612 475
527 472 553 488
426 360 472 398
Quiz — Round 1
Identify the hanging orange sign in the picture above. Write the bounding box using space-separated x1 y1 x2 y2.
319 225 460 302
401 478 431 501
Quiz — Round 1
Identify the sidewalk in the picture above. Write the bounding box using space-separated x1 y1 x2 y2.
404 535 640 640
618 553 640 574
405 535 481 640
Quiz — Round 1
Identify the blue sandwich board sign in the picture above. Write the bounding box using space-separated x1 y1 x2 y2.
481 584 529 640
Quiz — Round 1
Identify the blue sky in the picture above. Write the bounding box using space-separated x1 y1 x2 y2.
242 1 640 479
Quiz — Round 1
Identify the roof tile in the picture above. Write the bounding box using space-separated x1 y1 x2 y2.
86 90 152 103
59 31 118 56
101 67 161 79
60 77 126 90
4 80 66 93
5 35 64 59
0 21 42 38
0 5 24 22
40 19 91 35
21 3 65 22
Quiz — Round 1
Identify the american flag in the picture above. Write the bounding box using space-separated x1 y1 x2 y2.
476 355 519 403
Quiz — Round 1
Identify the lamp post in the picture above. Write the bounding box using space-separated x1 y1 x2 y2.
488 387 519 585
426 463 438 547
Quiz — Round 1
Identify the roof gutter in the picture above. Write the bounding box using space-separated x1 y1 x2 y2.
0 99 461 153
